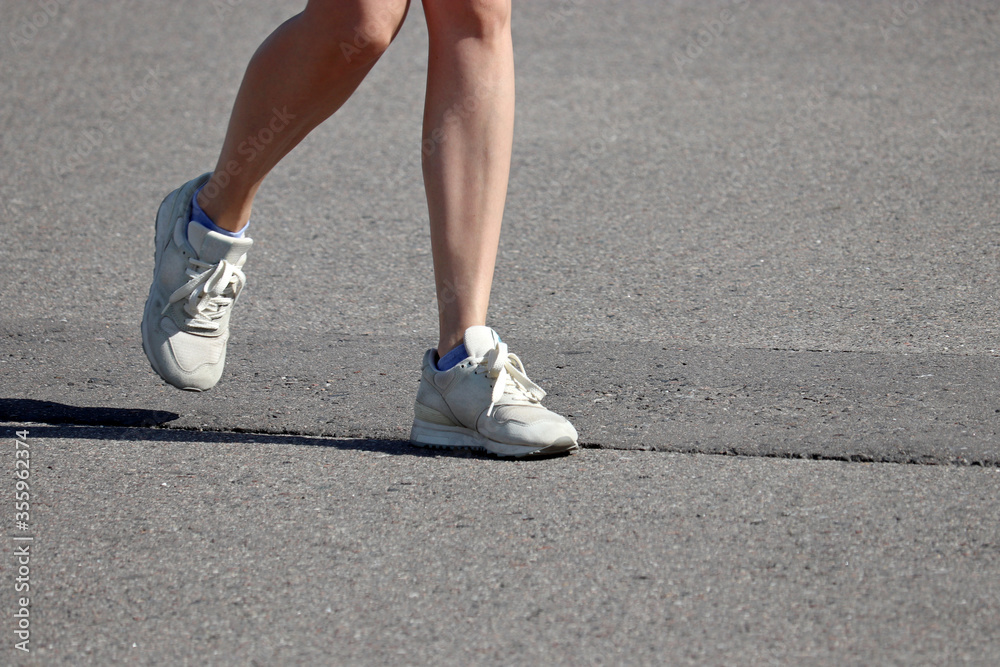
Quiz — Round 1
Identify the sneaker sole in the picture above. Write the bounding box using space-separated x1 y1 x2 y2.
410 419 579 458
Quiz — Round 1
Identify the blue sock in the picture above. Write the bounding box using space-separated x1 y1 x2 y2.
436 343 468 371
189 186 246 238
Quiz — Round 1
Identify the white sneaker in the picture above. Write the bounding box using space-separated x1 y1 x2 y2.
411 326 579 457
141 173 252 391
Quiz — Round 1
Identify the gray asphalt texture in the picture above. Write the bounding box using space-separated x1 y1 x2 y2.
2 0 999 664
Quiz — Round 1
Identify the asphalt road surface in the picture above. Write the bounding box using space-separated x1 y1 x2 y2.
2 0 999 664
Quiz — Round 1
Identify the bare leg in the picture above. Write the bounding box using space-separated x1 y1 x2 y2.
198 0 411 232
421 0 515 355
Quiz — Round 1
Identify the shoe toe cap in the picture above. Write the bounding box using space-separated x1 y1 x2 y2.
145 316 227 391
480 404 578 448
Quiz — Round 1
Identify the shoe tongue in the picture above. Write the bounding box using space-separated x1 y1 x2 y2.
463 326 501 359
187 221 253 264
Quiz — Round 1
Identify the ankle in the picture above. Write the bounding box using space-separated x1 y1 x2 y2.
435 342 468 371
191 187 248 239
196 182 251 233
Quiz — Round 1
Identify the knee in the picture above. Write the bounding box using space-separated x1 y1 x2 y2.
304 0 409 68
352 0 410 55
425 0 511 41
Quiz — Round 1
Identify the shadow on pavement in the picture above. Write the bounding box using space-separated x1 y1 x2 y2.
1 399 580 460
2 419 515 460
0 398 179 427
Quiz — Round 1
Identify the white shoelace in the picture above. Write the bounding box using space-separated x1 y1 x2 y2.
164 257 246 331
482 340 546 416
